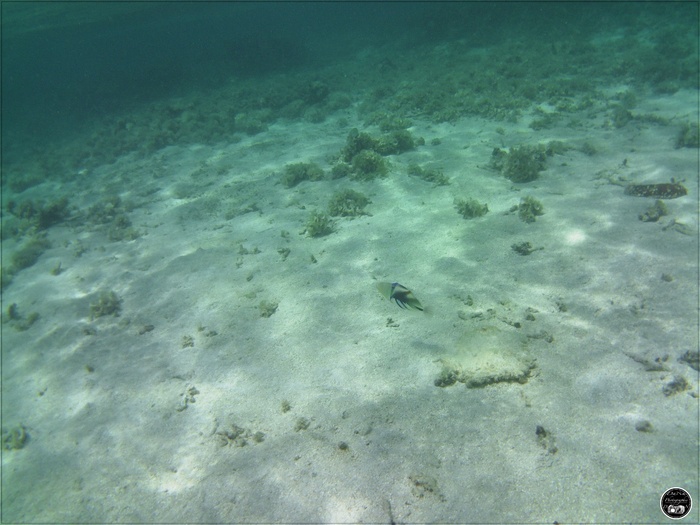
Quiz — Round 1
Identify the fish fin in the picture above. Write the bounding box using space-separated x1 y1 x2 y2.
404 291 423 312
376 282 394 301
404 294 424 311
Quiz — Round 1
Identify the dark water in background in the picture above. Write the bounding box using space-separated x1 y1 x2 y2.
1 2 698 164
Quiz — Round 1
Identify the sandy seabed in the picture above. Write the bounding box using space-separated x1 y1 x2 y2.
2 87 698 523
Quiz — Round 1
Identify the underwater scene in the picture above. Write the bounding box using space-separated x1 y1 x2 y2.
1 2 698 523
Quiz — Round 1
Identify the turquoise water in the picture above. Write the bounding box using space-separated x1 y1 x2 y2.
2 3 698 523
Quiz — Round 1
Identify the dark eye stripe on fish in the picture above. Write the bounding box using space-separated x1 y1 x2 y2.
376 282 424 311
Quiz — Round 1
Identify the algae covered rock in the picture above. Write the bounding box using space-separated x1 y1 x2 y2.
435 326 536 389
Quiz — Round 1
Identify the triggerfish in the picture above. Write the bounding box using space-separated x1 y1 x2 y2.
376 282 424 311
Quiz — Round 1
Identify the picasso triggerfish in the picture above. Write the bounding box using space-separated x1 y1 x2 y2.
376 282 424 311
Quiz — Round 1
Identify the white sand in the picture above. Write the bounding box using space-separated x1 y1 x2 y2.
2 88 698 523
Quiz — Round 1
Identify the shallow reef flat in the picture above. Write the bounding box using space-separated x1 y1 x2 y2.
1 4 698 523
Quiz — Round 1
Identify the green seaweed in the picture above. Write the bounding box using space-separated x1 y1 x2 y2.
214 418 264 447
529 108 559 130
11 236 50 270
662 375 689 397
679 351 699 371
87 196 124 224
327 189 370 217
375 130 416 155
611 105 633 128
337 128 417 181
488 147 508 172
535 425 558 454
108 214 141 241
504 145 547 183
300 80 330 104
454 197 489 219
518 196 544 223
259 300 279 318
7 303 20 321
3 303 39 331
304 211 336 237
407 164 450 186
675 122 699 148
282 162 325 188
8 173 43 193
579 141 598 156
635 420 654 433
511 242 543 255
351 150 388 180
235 110 271 135
491 145 547 183
7 196 70 231
330 162 353 179
89 291 122 320
10 308 40 331
294 417 311 431
377 116 412 132
86 196 141 241
2 424 28 450
434 366 459 387
545 140 571 156
409 474 446 501
341 129 380 162
0 268 14 291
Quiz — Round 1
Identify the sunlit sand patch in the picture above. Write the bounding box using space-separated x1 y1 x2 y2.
564 228 587 246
